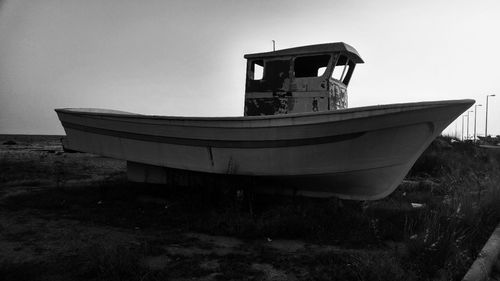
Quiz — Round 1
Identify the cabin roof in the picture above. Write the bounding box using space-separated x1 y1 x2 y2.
244 42 364 63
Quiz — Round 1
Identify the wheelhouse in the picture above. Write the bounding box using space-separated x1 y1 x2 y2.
244 42 363 116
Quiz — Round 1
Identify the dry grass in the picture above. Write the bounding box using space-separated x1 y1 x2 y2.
1 135 500 280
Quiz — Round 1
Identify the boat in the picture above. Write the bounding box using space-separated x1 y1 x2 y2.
55 42 474 200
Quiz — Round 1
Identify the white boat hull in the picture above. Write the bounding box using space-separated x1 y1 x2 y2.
56 99 473 200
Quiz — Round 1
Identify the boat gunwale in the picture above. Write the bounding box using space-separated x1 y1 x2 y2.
57 108 439 134
55 99 474 132
55 99 474 122
56 100 471 144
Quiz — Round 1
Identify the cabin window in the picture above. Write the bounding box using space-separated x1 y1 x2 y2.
294 55 330 78
332 55 350 82
250 60 264 80
317 67 327 76
263 59 291 82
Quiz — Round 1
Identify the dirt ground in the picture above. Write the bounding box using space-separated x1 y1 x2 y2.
2 134 498 281
0 135 413 281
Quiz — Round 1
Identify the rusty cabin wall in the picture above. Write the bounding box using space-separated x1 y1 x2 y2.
329 79 348 110
244 53 349 116
329 55 355 110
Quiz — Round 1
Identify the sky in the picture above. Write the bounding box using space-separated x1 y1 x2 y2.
0 0 499 137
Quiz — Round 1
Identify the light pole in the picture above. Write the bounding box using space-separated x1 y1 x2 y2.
462 114 467 141
474 104 482 142
467 110 473 140
486 94 496 138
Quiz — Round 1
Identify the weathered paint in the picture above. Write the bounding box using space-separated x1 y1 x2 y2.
329 79 348 110
244 51 353 116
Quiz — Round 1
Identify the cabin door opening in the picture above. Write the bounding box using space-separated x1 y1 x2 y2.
265 58 292 114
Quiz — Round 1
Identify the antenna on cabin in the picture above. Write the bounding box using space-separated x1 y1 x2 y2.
272 40 275 51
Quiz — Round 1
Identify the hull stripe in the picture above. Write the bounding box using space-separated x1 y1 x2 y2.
61 121 365 148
